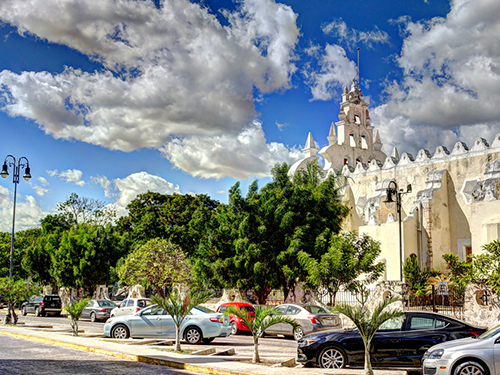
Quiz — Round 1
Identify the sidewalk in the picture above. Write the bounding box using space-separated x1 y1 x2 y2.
0 322 408 375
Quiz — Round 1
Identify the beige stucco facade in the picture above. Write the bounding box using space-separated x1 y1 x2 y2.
290 80 500 281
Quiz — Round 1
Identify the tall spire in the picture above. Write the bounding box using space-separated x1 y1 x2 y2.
327 122 337 145
302 132 318 158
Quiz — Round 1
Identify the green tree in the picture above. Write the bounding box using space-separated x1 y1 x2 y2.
0 278 41 324
333 298 403 374
50 224 124 295
0 228 42 279
299 231 385 305
225 305 299 363
63 298 89 336
152 289 212 352
21 214 72 286
403 255 430 304
117 192 219 255
193 161 348 304
57 192 115 226
118 239 192 298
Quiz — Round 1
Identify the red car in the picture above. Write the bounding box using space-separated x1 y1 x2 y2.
216 302 255 335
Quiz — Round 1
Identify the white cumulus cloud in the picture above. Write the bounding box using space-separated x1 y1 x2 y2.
112 171 181 217
0 0 301 179
0 186 47 231
160 121 303 180
374 0 500 155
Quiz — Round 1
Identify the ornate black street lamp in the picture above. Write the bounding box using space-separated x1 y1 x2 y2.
384 181 411 281
1 155 31 322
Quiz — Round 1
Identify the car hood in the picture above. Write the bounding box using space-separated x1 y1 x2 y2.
428 337 479 352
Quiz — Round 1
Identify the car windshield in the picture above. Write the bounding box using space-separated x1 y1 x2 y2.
193 306 215 314
98 300 115 307
303 306 329 314
477 324 500 340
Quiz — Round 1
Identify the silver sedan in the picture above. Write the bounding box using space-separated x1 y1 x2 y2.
82 299 116 322
103 304 231 344
422 324 500 375
265 303 341 340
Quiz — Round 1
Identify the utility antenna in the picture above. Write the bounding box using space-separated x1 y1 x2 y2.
357 47 360 85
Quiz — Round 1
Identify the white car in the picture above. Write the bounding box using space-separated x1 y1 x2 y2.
110 298 151 317
422 325 500 375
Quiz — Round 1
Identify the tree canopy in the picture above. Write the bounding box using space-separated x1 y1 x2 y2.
118 238 192 298
193 161 349 304
299 231 385 305
117 191 219 255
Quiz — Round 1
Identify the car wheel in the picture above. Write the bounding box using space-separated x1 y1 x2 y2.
230 321 238 335
294 326 305 341
34 307 41 317
185 326 203 345
111 324 130 339
318 346 346 369
21 306 27 316
90 312 97 323
454 361 487 375
202 337 215 344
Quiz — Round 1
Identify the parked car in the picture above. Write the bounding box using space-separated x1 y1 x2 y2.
81 299 116 322
110 298 151 317
21 295 62 317
104 304 231 344
297 311 486 369
264 303 341 340
422 324 500 375
216 302 255 335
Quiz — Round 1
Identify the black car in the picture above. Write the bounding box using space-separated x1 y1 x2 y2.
297 311 486 369
21 295 62 317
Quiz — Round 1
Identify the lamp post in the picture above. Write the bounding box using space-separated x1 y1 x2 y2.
1 155 31 322
383 181 411 281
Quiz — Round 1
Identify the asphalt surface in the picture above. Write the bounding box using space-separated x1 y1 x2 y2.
0 335 199 375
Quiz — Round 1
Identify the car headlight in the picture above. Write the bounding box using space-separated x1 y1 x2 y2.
297 338 319 347
424 349 444 360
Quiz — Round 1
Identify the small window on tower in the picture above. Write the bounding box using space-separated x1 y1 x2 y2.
361 135 368 149
354 115 361 124
350 134 356 147
344 158 348 165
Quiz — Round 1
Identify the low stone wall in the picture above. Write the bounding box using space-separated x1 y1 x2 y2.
463 283 500 328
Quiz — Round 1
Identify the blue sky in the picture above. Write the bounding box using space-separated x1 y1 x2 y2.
0 0 499 231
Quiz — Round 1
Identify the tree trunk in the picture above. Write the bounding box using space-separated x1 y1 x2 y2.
175 326 181 352
252 337 260 363
72 319 79 336
363 340 374 375
10 305 18 325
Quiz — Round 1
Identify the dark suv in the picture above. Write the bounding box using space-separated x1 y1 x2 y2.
21 295 62 317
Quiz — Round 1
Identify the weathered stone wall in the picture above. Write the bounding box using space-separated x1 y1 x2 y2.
463 283 500 329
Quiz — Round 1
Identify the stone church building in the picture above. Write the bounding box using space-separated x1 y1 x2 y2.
289 80 500 281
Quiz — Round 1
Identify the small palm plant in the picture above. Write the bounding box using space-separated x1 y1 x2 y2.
63 298 89 336
334 297 403 375
152 289 212 352
225 305 299 363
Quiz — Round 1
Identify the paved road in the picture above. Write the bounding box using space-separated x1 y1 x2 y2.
0 335 202 375
8 311 298 360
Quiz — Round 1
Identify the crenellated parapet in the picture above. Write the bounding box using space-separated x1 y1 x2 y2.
337 134 500 179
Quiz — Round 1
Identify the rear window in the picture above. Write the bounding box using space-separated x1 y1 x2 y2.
194 306 215 314
240 306 255 313
303 305 329 314
44 296 61 302
98 300 115 307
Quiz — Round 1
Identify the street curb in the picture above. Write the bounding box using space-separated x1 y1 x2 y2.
0 329 256 375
